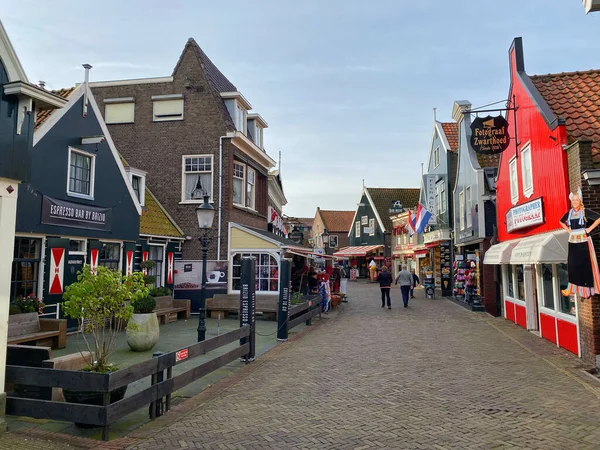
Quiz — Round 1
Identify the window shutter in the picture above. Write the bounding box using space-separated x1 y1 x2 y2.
123 242 137 276
105 103 134 124
87 239 102 273
44 238 70 298
153 99 183 120
165 242 180 288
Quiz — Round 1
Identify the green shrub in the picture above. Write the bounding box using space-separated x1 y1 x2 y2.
9 304 22 315
133 295 156 314
140 260 157 286
149 286 172 297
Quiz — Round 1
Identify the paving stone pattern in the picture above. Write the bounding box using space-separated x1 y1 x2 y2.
122 283 600 449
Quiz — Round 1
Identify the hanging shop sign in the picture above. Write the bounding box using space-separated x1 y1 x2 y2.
423 174 438 224
470 115 510 154
41 196 112 231
288 228 304 244
506 197 544 233
389 200 404 214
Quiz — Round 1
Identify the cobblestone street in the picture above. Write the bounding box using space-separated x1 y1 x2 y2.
116 282 600 449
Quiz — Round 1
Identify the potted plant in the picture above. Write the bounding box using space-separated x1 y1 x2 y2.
126 295 159 352
10 293 45 314
61 265 148 411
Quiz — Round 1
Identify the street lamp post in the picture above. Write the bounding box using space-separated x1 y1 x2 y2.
195 193 215 342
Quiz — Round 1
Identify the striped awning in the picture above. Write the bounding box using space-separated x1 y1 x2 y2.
332 245 383 258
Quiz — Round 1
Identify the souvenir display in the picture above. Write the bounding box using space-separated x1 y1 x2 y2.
560 188 600 298
453 254 480 302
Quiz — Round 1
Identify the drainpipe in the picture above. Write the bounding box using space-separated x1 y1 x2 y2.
218 132 235 259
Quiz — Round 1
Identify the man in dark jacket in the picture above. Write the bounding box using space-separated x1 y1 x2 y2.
376 266 394 309
410 269 420 299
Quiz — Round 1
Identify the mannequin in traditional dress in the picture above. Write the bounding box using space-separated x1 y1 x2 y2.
559 188 600 298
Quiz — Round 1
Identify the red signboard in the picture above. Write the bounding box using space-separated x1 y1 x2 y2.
176 349 188 362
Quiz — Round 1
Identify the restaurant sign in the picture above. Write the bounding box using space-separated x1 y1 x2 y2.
470 115 510 154
389 200 403 214
41 196 112 231
506 197 544 233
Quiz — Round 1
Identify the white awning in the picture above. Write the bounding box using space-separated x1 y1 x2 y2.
510 230 569 265
483 240 519 265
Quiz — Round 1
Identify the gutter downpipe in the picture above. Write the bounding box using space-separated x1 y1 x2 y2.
218 132 235 259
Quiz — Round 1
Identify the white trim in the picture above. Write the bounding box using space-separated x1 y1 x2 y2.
3 81 67 109
233 161 246 207
147 242 167 287
363 187 387 232
230 131 277 169
151 94 183 100
34 84 85 146
86 76 173 87
66 147 96 200
181 154 214 203
229 222 288 248
509 156 518 205
520 142 534 199
220 91 252 110
104 97 134 104
247 113 269 128
0 20 28 82
140 234 185 241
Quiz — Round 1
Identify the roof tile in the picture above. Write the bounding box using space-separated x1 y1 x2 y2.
319 210 355 232
440 122 459 151
366 188 420 232
35 87 76 129
140 188 184 238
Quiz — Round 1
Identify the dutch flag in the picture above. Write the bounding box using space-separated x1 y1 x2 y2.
414 204 432 234
407 209 417 237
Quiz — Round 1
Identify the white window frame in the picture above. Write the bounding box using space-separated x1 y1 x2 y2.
104 98 135 124
440 180 447 214
369 218 375 236
329 235 338 249
466 186 472 228
355 221 360 238
236 102 246 133
67 147 95 200
433 146 440 168
521 142 534 198
246 167 256 210
361 215 368 225
126 167 146 207
254 125 262 148
152 94 184 122
147 243 166 288
509 157 518 205
459 191 465 231
233 162 246 207
180 154 214 204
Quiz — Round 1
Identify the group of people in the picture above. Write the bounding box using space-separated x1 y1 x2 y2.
376 265 420 309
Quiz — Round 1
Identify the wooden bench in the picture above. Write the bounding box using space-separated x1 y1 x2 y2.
206 294 278 320
8 312 67 349
154 296 191 324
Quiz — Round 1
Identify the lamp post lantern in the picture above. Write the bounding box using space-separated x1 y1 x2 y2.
195 193 215 342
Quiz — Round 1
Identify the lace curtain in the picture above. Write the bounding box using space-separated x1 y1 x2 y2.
185 173 211 200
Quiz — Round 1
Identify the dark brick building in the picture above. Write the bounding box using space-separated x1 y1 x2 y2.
90 38 276 261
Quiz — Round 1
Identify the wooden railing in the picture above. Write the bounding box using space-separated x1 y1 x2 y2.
288 299 321 331
6 325 251 440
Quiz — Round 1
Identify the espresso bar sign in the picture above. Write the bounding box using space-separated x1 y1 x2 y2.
470 115 510 154
42 196 112 231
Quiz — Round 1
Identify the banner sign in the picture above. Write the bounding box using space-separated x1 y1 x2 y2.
41 196 112 231
268 206 288 238
389 200 403 214
506 197 544 233
424 174 438 225
470 115 510 154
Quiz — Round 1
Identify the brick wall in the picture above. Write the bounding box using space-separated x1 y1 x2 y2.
480 238 499 316
91 45 269 262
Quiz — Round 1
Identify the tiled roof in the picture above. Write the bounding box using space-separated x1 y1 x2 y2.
476 153 500 169
319 210 355 232
366 188 421 232
440 122 459 151
35 87 76 129
140 188 184 238
530 70 600 165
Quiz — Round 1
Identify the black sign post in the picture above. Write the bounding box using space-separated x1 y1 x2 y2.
277 259 292 341
239 256 256 362
440 240 452 297
470 115 510 154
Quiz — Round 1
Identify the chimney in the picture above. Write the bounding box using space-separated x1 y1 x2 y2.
82 64 92 117
38 81 46 89
452 100 471 123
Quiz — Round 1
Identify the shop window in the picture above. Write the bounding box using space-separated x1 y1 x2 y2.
459 191 465 231
540 264 554 309
68 148 95 198
355 221 360 238
521 143 533 198
182 155 212 202
152 95 184 121
104 98 135 124
368 218 375 236
99 243 121 270
557 263 575 316
505 264 514 297
148 246 164 287
11 237 41 300
231 253 278 292
246 167 255 210
509 157 518 205
515 265 525 300
466 186 472 228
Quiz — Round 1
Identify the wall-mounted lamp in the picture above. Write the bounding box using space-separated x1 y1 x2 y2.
583 169 600 186
81 135 105 145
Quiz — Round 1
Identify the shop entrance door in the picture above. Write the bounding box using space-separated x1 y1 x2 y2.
524 265 538 331
62 252 85 331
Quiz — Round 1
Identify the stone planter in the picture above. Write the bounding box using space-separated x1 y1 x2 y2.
126 313 159 352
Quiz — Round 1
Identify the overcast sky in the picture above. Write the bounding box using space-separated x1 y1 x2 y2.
2 1 599 217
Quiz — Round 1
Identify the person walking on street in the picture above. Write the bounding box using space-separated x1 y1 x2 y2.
376 266 393 309
395 264 413 307
410 269 420 299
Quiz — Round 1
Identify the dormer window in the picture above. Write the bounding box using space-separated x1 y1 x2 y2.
236 103 246 133
254 125 262 148
247 113 268 149
125 167 146 206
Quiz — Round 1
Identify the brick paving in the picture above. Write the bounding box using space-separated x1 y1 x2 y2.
119 282 600 449
4 282 600 449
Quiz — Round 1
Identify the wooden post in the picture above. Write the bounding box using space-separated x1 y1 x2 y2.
102 392 111 441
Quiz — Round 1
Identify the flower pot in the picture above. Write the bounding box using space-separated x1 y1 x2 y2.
126 313 159 352
63 385 127 428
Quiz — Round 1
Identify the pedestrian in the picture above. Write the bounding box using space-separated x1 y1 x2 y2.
410 269 420 299
376 266 393 309
395 264 413 307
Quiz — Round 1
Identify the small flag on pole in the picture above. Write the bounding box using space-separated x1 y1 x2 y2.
415 204 432 234
407 209 416 237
